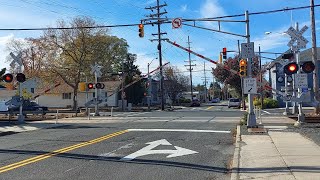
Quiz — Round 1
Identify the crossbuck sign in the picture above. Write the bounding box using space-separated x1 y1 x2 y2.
286 25 308 50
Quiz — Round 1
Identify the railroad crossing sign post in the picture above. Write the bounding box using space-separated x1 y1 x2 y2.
90 63 102 116
10 52 24 123
286 23 308 123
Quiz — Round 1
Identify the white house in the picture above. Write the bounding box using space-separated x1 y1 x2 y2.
35 81 121 108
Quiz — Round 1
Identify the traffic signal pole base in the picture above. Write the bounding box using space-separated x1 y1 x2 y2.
247 112 257 128
283 107 290 116
17 115 25 124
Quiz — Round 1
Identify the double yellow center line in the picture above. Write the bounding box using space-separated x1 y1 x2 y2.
205 106 214 110
0 130 128 174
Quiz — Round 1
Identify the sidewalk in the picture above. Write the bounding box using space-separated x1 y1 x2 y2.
232 120 320 179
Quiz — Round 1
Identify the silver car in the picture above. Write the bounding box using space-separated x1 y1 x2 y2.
228 98 241 108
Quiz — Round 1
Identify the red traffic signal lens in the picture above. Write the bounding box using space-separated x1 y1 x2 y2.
302 61 315 73
16 73 26 83
3 74 13 83
284 62 298 75
87 83 94 89
222 47 227 54
139 24 143 29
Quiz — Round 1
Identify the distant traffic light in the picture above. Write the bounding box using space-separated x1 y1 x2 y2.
87 83 94 89
16 73 26 83
284 62 298 75
2 73 13 83
222 47 227 59
301 61 315 73
239 59 247 77
138 24 144 38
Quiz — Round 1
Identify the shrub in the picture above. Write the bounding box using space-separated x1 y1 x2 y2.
179 98 191 103
253 98 279 109
240 112 248 126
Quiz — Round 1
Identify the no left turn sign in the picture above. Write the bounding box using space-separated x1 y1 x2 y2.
172 18 182 29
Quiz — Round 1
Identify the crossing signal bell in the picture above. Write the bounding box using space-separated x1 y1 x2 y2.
2 74 13 83
301 61 315 73
284 62 298 75
138 24 144 38
222 47 227 59
239 59 247 77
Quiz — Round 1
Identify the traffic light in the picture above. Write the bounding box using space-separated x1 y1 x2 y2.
138 24 144 38
16 73 26 83
301 61 315 73
239 59 247 77
2 73 13 83
284 62 298 75
87 83 94 89
222 47 227 59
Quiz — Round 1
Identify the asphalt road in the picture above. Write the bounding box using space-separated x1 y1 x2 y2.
0 104 243 180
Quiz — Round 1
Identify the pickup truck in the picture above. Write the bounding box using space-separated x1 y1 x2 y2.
8 100 48 115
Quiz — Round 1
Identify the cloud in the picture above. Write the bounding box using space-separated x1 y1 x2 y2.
180 4 188 12
200 0 225 27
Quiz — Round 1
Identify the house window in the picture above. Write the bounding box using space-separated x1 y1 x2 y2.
30 88 34 93
62 93 72 99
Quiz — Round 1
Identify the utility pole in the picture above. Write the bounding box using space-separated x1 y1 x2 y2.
259 45 264 110
121 59 125 111
145 0 167 111
245 10 257 128
184 36 196 101
310 0 319 114
201 62 208 103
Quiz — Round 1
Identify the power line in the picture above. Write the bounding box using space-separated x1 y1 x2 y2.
0 3 319 31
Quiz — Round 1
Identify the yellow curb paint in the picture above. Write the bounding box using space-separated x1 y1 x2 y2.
0 130 128 174
205 106 214 110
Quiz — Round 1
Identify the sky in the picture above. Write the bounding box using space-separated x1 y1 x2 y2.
0 0 320 87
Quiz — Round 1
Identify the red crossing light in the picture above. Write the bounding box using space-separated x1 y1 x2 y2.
2 74 13 83
301 61 315 73
284 62 298 75
87 83 94 89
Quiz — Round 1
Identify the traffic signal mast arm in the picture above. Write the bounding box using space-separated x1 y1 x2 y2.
107 62 170 98
165 39 284 98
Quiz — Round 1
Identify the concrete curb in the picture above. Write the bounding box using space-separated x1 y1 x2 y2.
230 125 241 180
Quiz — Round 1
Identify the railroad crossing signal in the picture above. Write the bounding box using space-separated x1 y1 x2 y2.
2 74 13 83
139 24 144 38
301 61 315 73
1 73 26 83
87 83 105 90
239 59 247 77
284 62 299 75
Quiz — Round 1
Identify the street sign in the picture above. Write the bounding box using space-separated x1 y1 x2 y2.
294 74 308 88
241 42 254 59
243 77 257 94
121 139 198 161
172 18 182 29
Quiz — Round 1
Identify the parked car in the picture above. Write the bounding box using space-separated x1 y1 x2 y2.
228 98 241 108
190 99 201 107
0 101 9 112
8 100 48 115
211 98 220 103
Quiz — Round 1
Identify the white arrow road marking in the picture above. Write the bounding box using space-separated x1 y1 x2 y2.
121 139 198 161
